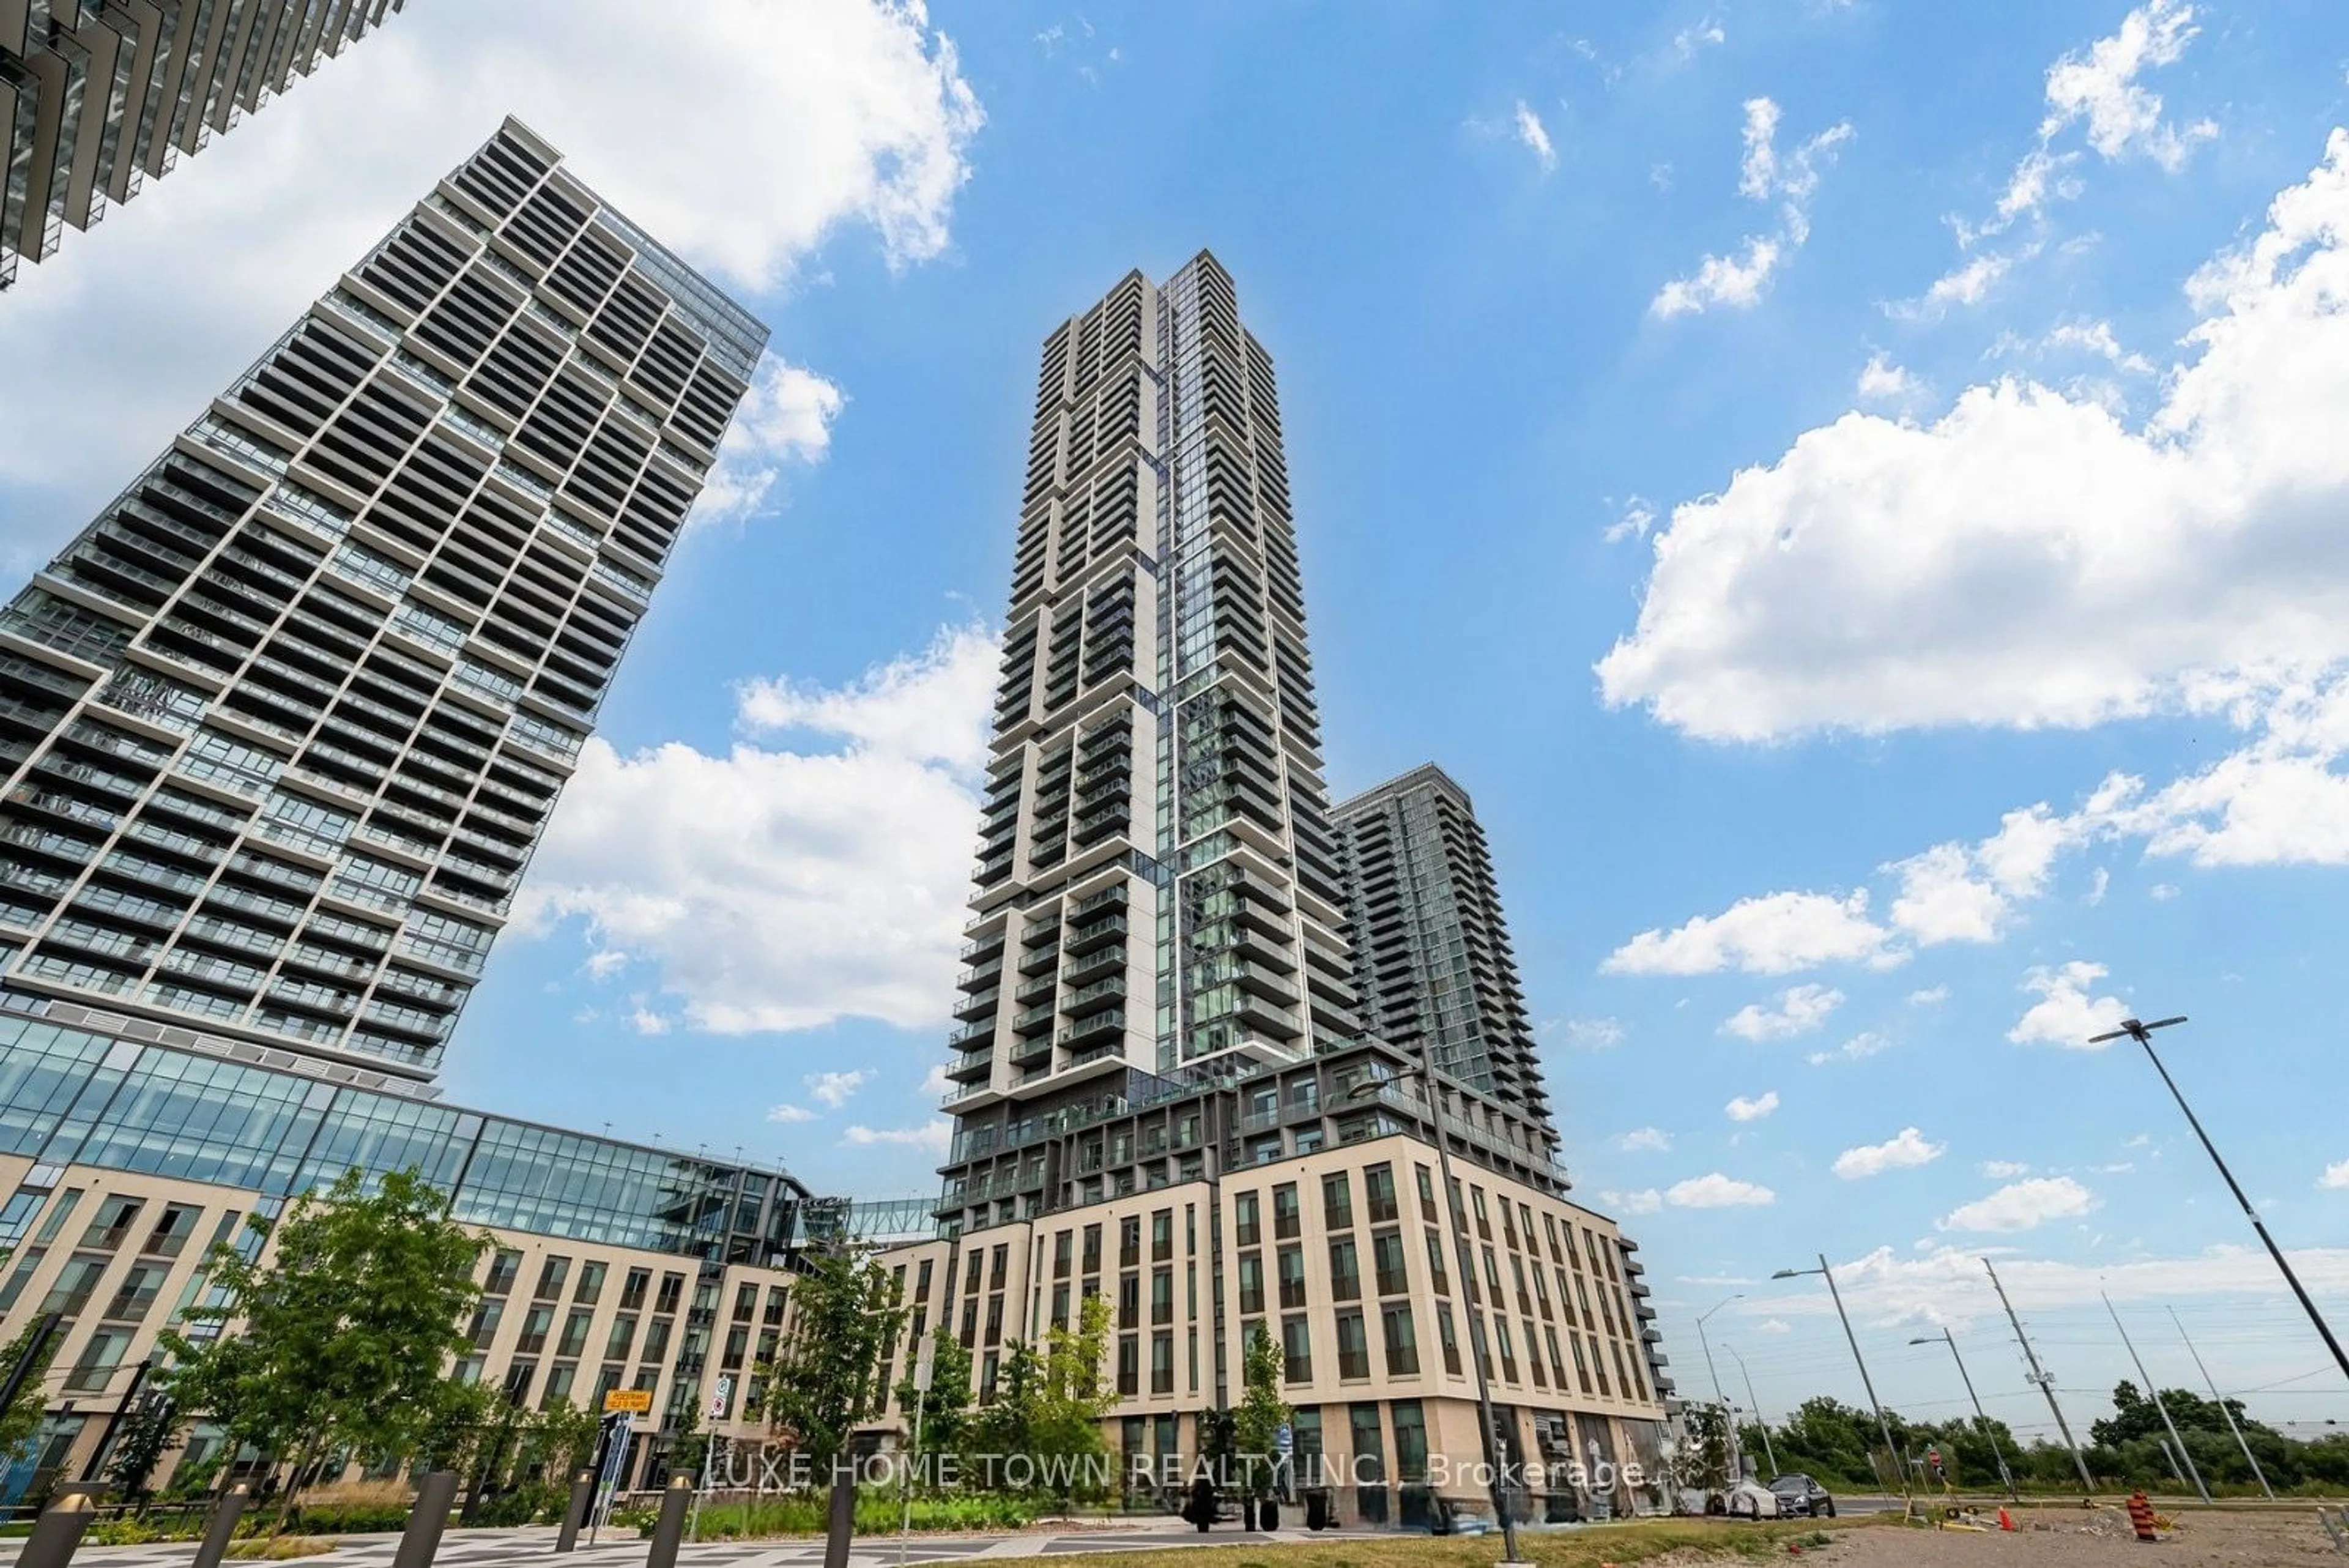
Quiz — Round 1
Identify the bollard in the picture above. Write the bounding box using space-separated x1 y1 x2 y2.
14 1485 98 1568
190 1484 251 1568
554 1469 595 1553
820 1464 855 1568
391 1471 459 1568
644 1474 693 1568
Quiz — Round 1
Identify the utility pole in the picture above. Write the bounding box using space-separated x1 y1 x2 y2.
1728 1345 1778 1479
1983 1257 2093 1493
1774 1256 1908 1503
2090 1015 2349 1386
1695 1295 1744 1483
1909 1328 2016 1501
2105 1293 2210 1504
2169 1307 2273 1500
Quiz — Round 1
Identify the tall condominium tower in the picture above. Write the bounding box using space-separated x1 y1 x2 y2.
1 0 405 289
1335 764 1557 1158
943 252 1360 1142
0 118 763 1080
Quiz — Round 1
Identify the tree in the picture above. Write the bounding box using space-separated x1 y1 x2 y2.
519 1397 599 1485
894 1331 972 1465
104 1392 180 1503
0 1313 62 1462
158 1167 490 1519
760 1243 904 1471
1025 1294 1117 1506
1231 1324 1291 1501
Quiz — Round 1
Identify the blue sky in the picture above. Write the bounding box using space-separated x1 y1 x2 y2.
8 0 2349 1441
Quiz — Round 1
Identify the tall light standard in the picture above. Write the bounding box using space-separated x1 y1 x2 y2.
1694 1295 1743 1482
1348 1065 1528 1567
1727 1345 1777 1479
2090 1015 2349 1384
1773 1256 1908 1501
1907 1328 2015 1499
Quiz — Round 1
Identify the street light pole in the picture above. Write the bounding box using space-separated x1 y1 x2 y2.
1982 1257 2094 1493
2168 1307 2273 1500
1908 1328 2014 1500
1775 1256 1908 1503
1727 1345 1777 1480
1352 1063 1526 1566
2090 1015 2349 1385
1694 1295 1743 1484
2104 1292 2210 1504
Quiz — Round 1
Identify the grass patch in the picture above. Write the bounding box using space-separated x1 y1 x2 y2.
226 1537 335 1561
1040 1516 1865 1567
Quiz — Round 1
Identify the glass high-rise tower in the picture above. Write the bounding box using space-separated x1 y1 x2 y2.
1334 764 1558 1159
0 118 763 1081
2 0 407 289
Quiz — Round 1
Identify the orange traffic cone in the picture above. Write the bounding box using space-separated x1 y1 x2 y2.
2126 1490 2159 1542
1998 1507 2016 1531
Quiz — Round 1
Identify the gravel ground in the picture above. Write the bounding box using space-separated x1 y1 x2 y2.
1761 1505 2347 1565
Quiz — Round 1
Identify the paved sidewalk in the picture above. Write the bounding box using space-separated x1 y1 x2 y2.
72 1518 1387 1568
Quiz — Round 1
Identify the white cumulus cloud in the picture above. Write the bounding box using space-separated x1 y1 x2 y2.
1940 1176 2095 1233
1606 893 1891 976
2322 1161 2349 1191
807 1069 870 1109
2009 960 2130 1047
1513 101 1558 172
844 1121 953 1154
1833 1127 1945 1179
1603 131 2349 743
1981 1159 2032 1178
1617 1127 1674 1153
1726 1091 1781 1123
1723 986 1844 1042
516 624 999 1034
1602 1189 1664 1216
1668 1173 1777 1208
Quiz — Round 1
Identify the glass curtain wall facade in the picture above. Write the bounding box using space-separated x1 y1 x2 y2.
1333 764 1559 1158
0 118 762 1079
938 253 1361 1233
1 0 407 288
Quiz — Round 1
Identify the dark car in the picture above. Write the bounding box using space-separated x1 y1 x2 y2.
1769 1474 1836 1518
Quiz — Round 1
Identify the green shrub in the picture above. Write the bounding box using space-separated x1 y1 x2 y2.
671 1491 1037 1540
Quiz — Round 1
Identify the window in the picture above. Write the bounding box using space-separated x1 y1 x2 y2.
605 1313 637 1360
141 1203 202 1258
1322 1173 1352 1230
468 1298 504 1350
1364 1164 1398 1223
1570 1332 1592 1394
1542 1212 1562 1259
1117 1335 1139 1397
1511 1255 1532 1315
1277 1246 1307 1310
1272 1183 1300 1239
572 1261 607 1305
484 1250 522 1295
39 1255 108 1318
1151 1208 1173 1261
80 1194 144 1250
1373 1231 1408 1298
100 1262 165 1324
958 1300 976 1348
1425 1230 1450 1296
1282 1314 1313 1383
1532 1262 1552 1317
731 1280 757 1321
1334 1309 1370 1380
1415 1164 1436 1213
765 1286 788 1326
1053 1230 1073 1278
1051 1283 1070 1329
1119 1217 1140 1269
1471 1187 1491 1239
1391 1400 1429 1482
619 1268 650 1309
1436 1303 1463 1375
1382 1304 1420 1376
1527 1320 1548 1388
722 1325 749 1370
1349 1405 1385 1484
984 1295 1004 1347
1082 1224 1102 1272
557 1308 592 1358
1118 1273 1140 1331
1237 1253 1264 1315
516 1304 554 1354
1151 1331 1174 1394
541 1362 577 1409
642 1317 673 1361
1233 1191 1260 1247
65 1328 131 1392
654 1273 685 1314
990 1244 1009 1290
533 1256 571 1301
1151 1268 1173 1326
1545 1326 1570 1391
1327 1238 1360 1301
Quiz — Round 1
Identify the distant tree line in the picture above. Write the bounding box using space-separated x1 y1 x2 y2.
1740 1386 2349 1495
